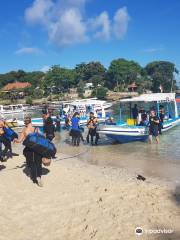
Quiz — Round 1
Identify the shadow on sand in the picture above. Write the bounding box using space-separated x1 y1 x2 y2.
23 166 50 178
172 185 180 206
0 165 6 171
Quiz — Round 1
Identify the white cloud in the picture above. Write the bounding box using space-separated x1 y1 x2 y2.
25 1 130 46
113 7 130 39
25 0 53 25
40 65 50 72
49 8 88 46
143 47 164 53
15 47 42 55
91 11 111 40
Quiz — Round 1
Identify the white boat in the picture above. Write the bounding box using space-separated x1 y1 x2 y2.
0 104 24 115
29 116 107 128
14 99 110 128
62 99 112 114
98 93 180 143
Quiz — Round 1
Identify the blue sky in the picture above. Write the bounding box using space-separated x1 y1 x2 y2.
0 0 180 80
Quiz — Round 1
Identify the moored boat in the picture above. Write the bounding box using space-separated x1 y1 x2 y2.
0 104 24 115
98 93 180 143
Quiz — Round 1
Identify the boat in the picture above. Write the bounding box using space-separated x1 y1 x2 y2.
98 93 180 143
30 116 107 128
176 97 180 103
15 99 111 128
0 104 24 115
62 99 113 114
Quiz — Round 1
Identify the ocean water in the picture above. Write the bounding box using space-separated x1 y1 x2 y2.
54 102 180 184
12 102 180 184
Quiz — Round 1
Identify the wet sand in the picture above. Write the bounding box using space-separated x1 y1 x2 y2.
55 126 180 185
0 141 180 240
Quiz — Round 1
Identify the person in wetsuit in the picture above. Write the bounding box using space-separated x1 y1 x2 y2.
44 117 55 141
0 120 5 162
139 109 148 126
64 114 71 130
149 110 160 144
158 106 165 135
14 117 44 187
86 112 99 145
132 104 138 125
70 112 82 146
0 119 14 161
55 115 61 132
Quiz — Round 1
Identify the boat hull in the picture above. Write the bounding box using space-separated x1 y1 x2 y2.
16 116 107 128
98 125 149 143
98 118 180 143
105 134 148 143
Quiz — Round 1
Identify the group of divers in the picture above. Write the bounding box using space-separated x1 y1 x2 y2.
131 104 166 144
0 103 166 187
0 108 101 187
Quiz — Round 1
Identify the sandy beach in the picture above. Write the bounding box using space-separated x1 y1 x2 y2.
0 146 180 240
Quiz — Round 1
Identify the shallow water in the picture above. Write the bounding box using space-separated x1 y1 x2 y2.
53 124 180 184
13 103 180 185
53 102 180 185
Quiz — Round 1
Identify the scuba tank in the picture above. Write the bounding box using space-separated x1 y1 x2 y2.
3 127 18 141
23 132 56 158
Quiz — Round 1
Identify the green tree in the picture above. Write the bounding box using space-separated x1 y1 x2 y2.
74 62 87 82
44 65 76 90
106 59 143 90
77 80 85 98
23 71 45 87
33 88 44 99
145 61 179 92
26 96 33 105
75 61 106 85
92 86 108 99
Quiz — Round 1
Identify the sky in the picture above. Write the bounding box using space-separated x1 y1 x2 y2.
0 0 180 80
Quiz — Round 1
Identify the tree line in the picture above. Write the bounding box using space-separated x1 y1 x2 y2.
0 59 179 100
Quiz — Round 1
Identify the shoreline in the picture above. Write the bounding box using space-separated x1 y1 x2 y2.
1 150 180 240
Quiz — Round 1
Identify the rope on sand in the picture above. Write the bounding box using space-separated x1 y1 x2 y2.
0 147 90 173
54 147 90 162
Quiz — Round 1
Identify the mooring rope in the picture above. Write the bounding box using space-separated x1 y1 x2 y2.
0 147 90 173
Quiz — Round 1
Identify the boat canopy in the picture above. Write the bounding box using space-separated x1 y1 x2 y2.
120 93 176 103
70 99 105 106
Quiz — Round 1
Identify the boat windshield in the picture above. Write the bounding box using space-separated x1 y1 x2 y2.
120 101 176 123
3 106 12 111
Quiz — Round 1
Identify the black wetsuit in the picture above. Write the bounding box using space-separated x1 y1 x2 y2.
0 135 12 160
44 125 55 141
149 116 159 137
86 117 99 145
158 113 164 134
23 147 42 182
55 118 61 132
132 107 138 123
23 129 42 182
44 117 55 141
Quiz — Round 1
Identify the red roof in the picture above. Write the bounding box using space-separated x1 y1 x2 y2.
2 82 32 91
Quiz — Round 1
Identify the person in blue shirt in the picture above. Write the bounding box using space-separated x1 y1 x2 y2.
70 112 83 146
